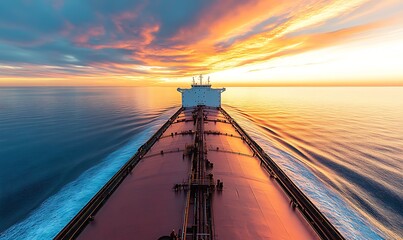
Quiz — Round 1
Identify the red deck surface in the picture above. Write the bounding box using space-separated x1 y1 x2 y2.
78 108 319 239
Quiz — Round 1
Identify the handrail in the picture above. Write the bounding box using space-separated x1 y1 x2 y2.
181 117 197 240
55 107 183 240
220 107 345 240
56 106 345 240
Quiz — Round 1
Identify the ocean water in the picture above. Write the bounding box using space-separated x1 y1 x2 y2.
0 87 402 239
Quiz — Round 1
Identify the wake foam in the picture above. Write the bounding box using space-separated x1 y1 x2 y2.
226 107 384 240
1 107 385 240
0 110 174 240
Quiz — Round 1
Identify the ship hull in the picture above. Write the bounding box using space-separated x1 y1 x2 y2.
56 107 343 240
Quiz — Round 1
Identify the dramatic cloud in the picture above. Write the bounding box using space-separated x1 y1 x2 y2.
0 0 402 85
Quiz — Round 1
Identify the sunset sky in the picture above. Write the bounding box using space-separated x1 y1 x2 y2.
0 0 402 86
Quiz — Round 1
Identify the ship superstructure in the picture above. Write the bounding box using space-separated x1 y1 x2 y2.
177 75 225 107
56 76 344 240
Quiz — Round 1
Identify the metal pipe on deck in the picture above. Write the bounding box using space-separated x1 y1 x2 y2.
219 107 345 240
55 108 183 240
55 79 346 240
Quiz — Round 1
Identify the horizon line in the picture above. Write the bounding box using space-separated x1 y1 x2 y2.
2 84 403 88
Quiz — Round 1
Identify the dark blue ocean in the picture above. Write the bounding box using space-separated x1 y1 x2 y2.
0 87 402 239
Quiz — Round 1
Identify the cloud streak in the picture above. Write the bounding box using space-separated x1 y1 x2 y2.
0 0 402 85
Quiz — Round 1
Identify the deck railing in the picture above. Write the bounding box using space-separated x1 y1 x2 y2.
55 107 183 240
220 107 345 240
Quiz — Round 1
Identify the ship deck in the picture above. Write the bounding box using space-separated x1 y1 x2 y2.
72 107 320 240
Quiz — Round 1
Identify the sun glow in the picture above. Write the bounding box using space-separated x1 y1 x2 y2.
210 29 403 86
0 0 402 86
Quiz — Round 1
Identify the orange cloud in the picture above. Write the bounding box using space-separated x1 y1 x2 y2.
2 0 403 86
74 26 105 45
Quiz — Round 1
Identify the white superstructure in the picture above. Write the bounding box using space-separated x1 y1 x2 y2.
177 75 226 107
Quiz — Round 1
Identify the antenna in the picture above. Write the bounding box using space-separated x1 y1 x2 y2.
208 76 210 85
192 77 195 85
199 74 203 85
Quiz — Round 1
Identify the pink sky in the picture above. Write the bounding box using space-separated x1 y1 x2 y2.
0 0 402 86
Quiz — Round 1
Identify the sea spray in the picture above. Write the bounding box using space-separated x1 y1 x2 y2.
0 109 176 240
225 105 385 240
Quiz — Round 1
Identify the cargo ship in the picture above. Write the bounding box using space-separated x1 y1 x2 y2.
56 75 345 240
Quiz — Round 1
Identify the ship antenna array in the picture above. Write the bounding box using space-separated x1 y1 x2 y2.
192 74 211 85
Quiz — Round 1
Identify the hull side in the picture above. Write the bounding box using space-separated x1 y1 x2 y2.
56 107 343 240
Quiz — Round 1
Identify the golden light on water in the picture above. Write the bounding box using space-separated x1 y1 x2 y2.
222 87 403 239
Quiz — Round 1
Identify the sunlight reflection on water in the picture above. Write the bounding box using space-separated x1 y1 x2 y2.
223 87 403 239
1 87 401 239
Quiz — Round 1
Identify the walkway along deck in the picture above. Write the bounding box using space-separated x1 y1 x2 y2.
220 108 344 240
55 107 183 239
55 107 345 240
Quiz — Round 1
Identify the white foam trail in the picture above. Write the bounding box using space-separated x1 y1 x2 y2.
2 107 385 239
0 109 174 240
227 108 385 240
267 146 384 240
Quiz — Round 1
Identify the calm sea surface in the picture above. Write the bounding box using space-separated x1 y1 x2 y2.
0 87 402 239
